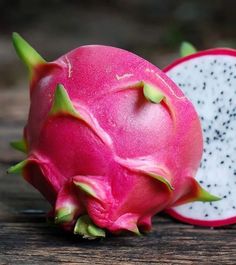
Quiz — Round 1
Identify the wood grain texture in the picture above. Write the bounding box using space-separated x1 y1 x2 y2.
1 89 236 265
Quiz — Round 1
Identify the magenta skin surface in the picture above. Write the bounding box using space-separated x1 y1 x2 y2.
22 45 203 233
164 48 236 227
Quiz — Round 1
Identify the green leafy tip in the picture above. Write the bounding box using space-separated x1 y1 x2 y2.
74 181 98 199
143 82 165 103
55 207 74 224
50 84 78 116
12 32 46 73
148 172 174 191
180 41 197 57
10 139 27 153
74 215 105 239
171 178 220 207
129 225 141 236
87 224 106 238
7 160 27 174
198 186 221 202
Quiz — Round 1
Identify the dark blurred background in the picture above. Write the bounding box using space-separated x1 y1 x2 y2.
0 0 236 89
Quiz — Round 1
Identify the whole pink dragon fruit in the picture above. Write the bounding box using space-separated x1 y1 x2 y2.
8 33 219 239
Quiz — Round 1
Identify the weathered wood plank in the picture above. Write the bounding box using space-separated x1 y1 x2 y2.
1 220 236 265
1 218 236 265
1 164 236 264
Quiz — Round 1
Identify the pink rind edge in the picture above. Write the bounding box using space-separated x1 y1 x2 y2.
163 48 236 73
165 208 236 227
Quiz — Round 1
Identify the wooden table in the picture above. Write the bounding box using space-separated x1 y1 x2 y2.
1 88 236 265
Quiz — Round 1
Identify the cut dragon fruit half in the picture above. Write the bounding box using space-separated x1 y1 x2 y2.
164 48 236 227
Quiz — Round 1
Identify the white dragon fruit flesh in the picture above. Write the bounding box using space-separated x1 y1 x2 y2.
165 48 236 227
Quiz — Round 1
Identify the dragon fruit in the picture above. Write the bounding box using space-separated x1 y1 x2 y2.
164 48 236 227
8 33 219 238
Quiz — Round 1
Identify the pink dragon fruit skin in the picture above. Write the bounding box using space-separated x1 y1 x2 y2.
9 33 220 238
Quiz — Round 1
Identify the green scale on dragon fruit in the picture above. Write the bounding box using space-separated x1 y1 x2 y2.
164 48 236 227
8 33 219 239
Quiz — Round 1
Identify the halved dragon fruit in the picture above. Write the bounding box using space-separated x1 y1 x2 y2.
164 48 236 227
8 33 219 238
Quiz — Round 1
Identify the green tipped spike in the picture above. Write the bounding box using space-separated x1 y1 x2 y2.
50 84 78 116
55 207 74 224
12 32 46 74
193 178 221 202
74 215 105 239
10 139 27 153
74 182 98 199
148 173 174 191
87 224 106 238
143 82 165 104
129 225 141 236
197 186 221 202
74 216 89 236
7 160 27 174
172 178 220 207
180 41 197 57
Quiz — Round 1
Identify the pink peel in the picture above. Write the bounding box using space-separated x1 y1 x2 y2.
109 213 141 235
55 181 84 225
73 175 109 201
